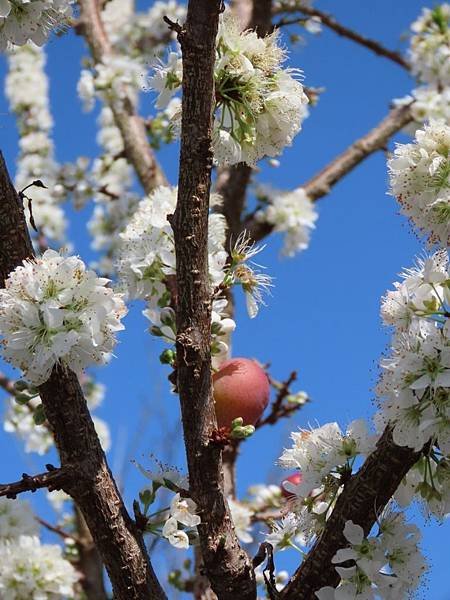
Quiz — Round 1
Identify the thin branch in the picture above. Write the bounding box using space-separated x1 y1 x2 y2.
77 0 166 194
281 427 422 598
36 516 82 544
0 371 15 394
256 371 300 429
170 1 256 598
245 103 413 242
250 0 273 35
0 467 70 499
275 4 409 69
0 152 166 600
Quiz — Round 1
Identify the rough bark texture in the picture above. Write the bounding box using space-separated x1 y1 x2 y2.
276 4 409 69
78 0 166 194
171 3 256 599
0 152 166 600
0 467 71 498
246 103 413 241
281 427 421 598
74 507 108 600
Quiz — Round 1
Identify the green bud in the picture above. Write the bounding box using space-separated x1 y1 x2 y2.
160 349 176 365
14 393 32 405
13 380 29 392
231 417 244 428
33 404 47 426
150 326 162 337
231 424 255 439
139 488 154 508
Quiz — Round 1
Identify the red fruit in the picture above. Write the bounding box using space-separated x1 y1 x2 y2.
281 472 302 498
212 358 270 429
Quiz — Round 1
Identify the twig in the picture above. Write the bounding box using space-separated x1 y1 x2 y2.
256 371 299 429
244 103 413 242
77 0 166 194
0 467 70 499
37 516 81 544
275 4 409 70
0 371 15 394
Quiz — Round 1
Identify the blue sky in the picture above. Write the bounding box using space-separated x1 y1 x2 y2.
1 1 449 598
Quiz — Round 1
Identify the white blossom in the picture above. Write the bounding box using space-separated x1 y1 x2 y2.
388 121 450 246
0 250 127 385
247 484 282 510
162 516 189 549
147 13 309 166
0 0 72 50
265 513 300 550
409 4 450 86
256 186 318 257
394 86 450 136
322 511 427 600
4 395 53 454
169 493 201 528
0 497 38 540
279 421 376 497
0 535 79 598
380 250 449 330
228 497 254 543
5 43 66 241
228 231 274 319
376 322 450 452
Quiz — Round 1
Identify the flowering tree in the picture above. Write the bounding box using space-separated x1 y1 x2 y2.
0 1 449 599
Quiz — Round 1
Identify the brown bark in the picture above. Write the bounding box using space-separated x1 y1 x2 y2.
0 151 166 600
0 467 71 498
77 0 166 194
251 0 273 35
74 508 108 600
281 427 421 598
245 103 413 241
170 2 256 598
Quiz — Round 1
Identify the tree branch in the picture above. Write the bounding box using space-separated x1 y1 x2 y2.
77 0 166 194
281 427 421 598
0 467 70 499
170 2 256 598
275 4 409 69
245 103 413 241
251 0 273 35
0 151 166 600
0 371 15 394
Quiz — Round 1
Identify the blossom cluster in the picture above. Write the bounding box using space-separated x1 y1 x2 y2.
149 13 309 166
376 249 450 517
388 121 450 247
317 511 427 600
136 461 200 550
409 4 450 87
5 42 66 241
266 421 376 551
378 252 450 446
255 186 318 257
0 497 78 598
0 0 72 50
0 250 127 385
117 185 240 360
87 107 140 274
394 86 450 135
